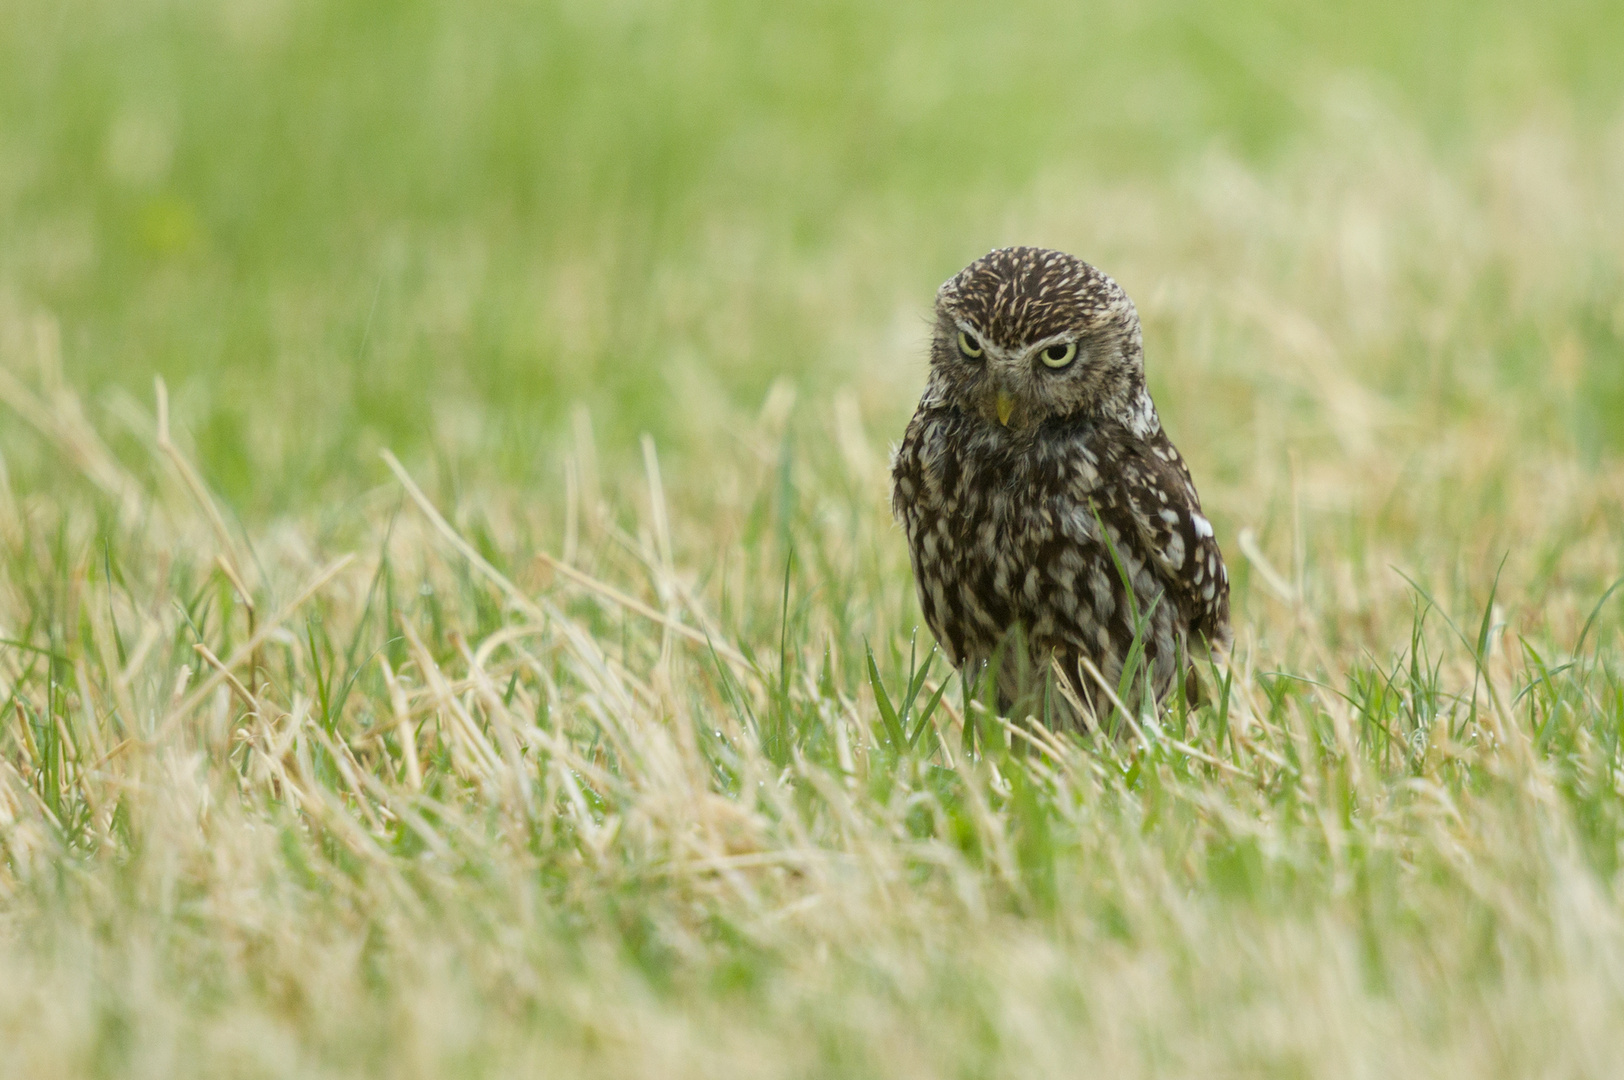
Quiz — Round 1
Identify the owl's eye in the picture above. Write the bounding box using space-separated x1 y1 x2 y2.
957 331 983 359
1039 342 1077 369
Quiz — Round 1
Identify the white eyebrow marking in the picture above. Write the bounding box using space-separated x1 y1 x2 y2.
954 319 1080 365
1016 332 1080 366
954 319 1017 361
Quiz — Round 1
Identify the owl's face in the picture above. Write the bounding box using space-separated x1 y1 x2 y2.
929 247 1149 435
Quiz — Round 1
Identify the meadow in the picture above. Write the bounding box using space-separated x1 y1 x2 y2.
2 1 1624 1076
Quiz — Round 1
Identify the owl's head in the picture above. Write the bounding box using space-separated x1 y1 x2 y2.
929 247 1155 436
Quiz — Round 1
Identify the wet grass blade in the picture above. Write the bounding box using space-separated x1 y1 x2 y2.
865 639 904 746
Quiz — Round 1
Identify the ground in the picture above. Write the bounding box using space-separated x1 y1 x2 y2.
2 1 1624 1077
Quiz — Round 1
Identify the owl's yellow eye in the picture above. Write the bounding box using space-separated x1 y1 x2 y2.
957 331 983 359
1039 342 1077 369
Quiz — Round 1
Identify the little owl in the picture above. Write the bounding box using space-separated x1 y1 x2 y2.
892 247 1230 729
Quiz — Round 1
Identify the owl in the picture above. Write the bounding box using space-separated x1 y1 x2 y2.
891 247 1230 730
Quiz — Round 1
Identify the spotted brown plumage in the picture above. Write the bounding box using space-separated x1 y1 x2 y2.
891 247 1230 729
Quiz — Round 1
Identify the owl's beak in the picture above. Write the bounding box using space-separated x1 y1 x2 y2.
995 390 1015 427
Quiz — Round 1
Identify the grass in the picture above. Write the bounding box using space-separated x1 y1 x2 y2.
3 0 1624 1076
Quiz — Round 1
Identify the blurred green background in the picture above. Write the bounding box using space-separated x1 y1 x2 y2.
2 0 1622 512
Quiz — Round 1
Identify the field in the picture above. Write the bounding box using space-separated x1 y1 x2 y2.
3 1 1624 1076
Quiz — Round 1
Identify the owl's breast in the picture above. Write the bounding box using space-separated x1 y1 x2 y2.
892 408 1112 665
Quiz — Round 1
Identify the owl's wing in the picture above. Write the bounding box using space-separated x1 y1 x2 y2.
1103 433 1232 652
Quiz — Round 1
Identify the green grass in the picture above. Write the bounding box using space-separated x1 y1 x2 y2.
3 1 1624 1076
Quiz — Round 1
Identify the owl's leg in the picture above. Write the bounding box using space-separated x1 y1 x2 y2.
951 629 1040 752
991 626 1100 734
960 628 1106 740
986 624 1038 721
1045 654 1099 734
